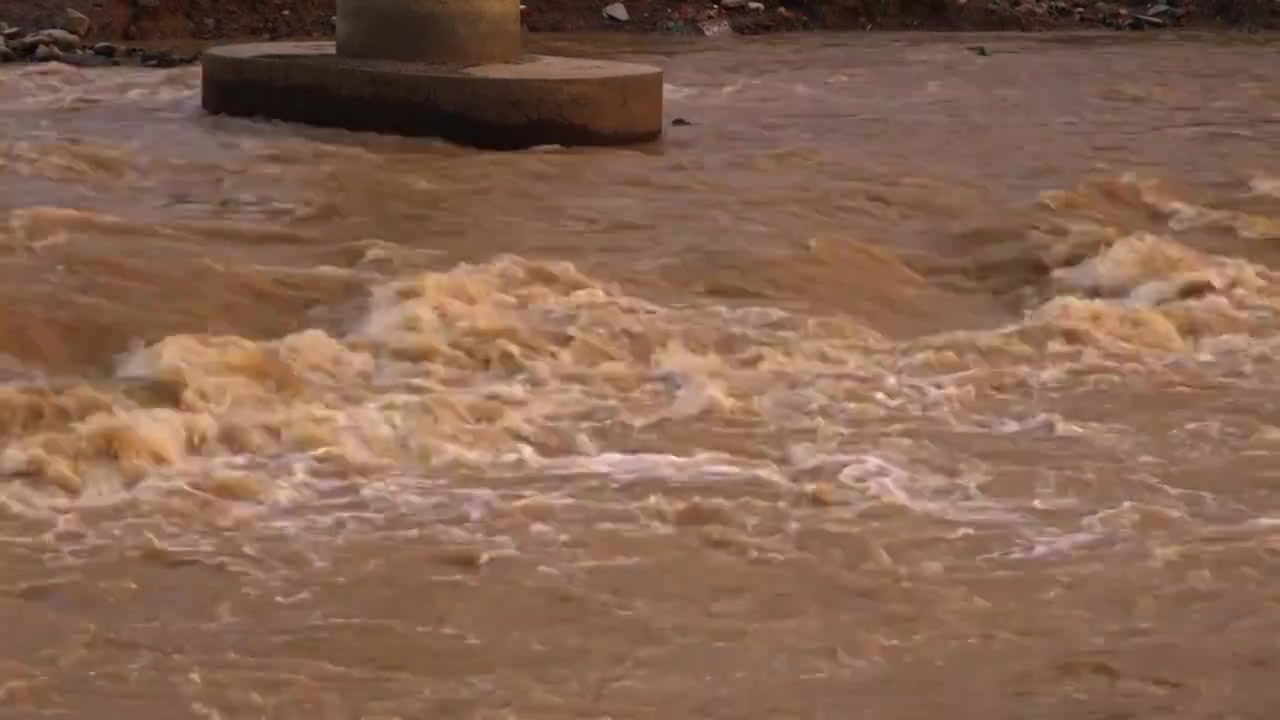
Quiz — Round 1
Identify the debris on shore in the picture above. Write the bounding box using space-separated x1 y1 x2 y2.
521 0 1217 35
0 10 199 68
0 0 1270 62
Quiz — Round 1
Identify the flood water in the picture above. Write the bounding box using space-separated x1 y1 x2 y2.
2 30 1280 718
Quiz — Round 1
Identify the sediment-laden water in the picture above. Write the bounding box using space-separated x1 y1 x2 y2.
1 31 1279 718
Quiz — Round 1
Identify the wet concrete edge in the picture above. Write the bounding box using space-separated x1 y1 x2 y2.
200 48 665 150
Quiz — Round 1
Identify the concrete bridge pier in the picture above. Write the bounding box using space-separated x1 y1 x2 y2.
201 0 664 150
336 0 522 64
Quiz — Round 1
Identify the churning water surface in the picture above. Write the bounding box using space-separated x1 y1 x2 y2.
1 30 1279 719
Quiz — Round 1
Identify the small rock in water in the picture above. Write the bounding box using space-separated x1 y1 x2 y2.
803 482 844 507
720 0 748 7
33 43 62 62
140 50 181 68
747 1 765 10
0 41 13 63
39 28 82 51
91 41 117 57
138 49 199 68
61 8 92 37
58 50 116 67
603 2 629 21
671 117 694 126
1 26 21 41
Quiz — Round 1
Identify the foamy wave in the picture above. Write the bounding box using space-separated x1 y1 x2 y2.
1 186 1276 558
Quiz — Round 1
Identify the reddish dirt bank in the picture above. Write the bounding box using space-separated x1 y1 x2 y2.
2 0 1275 42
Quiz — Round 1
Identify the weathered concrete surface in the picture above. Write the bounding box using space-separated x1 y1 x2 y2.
201 42 664 149
337 0 521 65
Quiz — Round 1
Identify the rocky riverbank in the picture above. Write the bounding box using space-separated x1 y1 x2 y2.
0 0 1274 68
525 0 1269 34
1 16 198 67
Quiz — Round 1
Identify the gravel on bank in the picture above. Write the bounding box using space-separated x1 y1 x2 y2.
1 18 198 67
0 0 1274 69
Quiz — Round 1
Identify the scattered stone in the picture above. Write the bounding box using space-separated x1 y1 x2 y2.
0 0 1206 51
11 34 45 55
696 18 733 35
61 8 91 37
671 117 694 126
136 49 199 68
91 41 117 57
39 28 82 52
0 41 12 63
140 50 182 68
33 44 61 62
58 51 116 67
603 2 629 21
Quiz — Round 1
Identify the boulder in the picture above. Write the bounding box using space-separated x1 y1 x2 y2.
603 2 629 21
61 8 92 37
33 43 62 62
39 28 83 52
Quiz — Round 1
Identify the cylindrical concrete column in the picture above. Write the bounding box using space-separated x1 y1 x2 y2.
337 0 522 65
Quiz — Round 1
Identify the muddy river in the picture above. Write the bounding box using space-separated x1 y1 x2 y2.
1 30 1279 718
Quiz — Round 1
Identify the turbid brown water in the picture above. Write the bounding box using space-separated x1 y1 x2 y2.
2 30 1280 718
